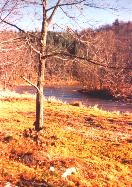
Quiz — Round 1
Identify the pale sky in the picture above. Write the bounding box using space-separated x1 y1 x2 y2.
50 0 132 30
5 0 132 31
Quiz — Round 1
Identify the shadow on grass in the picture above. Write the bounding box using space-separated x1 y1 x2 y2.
16 175 50 187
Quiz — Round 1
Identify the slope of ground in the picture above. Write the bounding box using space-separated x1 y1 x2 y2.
0 94 132 186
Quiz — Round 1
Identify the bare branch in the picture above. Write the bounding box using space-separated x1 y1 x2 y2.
21 76 40 93
47 0 61 24
25 36 41 55
20 0 42 6
46 0 85 12
42 51 130 70
0 19 25 32
84 3 118 11
0 1 18 24
0 36 24 45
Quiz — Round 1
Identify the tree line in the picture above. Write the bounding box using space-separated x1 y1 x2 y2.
0 20 131 101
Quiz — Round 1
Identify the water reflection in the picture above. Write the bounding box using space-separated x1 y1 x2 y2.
15 86 132 113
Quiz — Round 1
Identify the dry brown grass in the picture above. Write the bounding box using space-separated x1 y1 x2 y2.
0 96 132 186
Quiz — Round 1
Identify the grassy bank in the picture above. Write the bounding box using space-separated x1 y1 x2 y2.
0 95 132 186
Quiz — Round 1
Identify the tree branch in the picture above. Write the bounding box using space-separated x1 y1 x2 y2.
46 0 85 12
20 0 42 6
47 0 118 13
47 0 61 24
21 76 40 93
0 1 18 24
25 36 41 55
84 3 118 11
0 19 25 32
42 51 130 70
0 36 24 45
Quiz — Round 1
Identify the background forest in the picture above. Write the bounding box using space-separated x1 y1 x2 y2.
0 20 132 101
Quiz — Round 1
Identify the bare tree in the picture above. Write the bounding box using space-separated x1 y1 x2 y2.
0 0 125 131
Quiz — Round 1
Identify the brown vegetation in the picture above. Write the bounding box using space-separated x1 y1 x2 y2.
0 20 132 101
0 95 131 186
74 20 132 101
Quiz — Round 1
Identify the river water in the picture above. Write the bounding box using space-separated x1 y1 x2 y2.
15 86 132 113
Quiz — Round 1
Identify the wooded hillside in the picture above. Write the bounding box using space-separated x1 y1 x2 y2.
0 20 132 100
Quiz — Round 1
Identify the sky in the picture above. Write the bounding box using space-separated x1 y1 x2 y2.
2 0 132 31
50 0 132 30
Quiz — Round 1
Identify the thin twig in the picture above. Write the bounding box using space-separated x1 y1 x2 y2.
21 76 40 93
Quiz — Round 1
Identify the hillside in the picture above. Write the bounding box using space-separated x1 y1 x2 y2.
0 94 131 186
0 20 132 100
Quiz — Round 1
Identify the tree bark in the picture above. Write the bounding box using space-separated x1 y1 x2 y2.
35 1 48 131
35 58 45 131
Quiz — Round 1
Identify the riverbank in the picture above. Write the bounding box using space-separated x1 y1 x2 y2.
8 86 131 113
0 94 132 186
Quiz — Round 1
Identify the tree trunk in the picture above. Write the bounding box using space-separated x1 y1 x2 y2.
35 1 48 131
35 58 45 131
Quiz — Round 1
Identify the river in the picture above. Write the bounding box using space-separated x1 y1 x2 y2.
15 86 132 113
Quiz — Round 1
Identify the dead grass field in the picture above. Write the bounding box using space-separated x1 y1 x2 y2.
0 95 132 186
